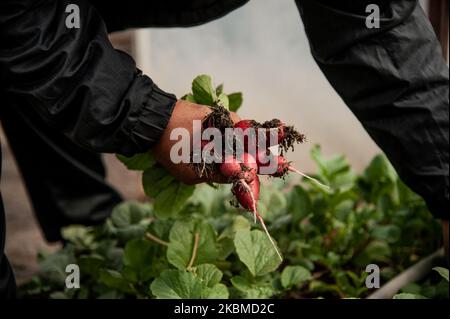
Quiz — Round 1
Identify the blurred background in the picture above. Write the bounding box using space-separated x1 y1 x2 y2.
1 0 447 284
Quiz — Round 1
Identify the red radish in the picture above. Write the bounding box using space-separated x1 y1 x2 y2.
220 153 257 183
199 112 308 262
235 120 280 152
260 155 330 190
234 120 259 153
234 120 255 131
233 176 260 212
256 148 274 166
220 155 242 178
232 176 283 261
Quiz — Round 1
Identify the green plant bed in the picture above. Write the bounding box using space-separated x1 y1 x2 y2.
19 75 447 299
20 147 446 299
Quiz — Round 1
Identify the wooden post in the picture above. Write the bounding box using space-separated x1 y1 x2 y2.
428 0 449 60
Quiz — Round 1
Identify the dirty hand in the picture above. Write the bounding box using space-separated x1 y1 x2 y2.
152 100 240 185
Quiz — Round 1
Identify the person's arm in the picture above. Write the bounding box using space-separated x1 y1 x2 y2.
0 0 235 184
295 0 449 220
0 0 176 156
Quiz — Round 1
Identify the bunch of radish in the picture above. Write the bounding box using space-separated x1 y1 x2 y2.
196 107 329 261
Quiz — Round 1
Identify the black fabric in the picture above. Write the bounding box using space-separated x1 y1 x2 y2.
0 0 177 157
0 105 123 242
295 0 449 220
89 0 250 32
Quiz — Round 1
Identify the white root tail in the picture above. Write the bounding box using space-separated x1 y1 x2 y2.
288 166 330 190
257 215 283 261
238 180 283 261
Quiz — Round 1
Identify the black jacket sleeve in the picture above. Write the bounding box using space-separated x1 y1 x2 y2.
295 0 449 219
0 0 176 156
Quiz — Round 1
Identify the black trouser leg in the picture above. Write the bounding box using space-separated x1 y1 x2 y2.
0 106 123 242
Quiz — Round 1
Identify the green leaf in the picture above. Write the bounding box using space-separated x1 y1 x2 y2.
39 251 75 286
181 93 197 103
433 267 449 282
123 239 154 282
288 186 311 223
99 269 136 295
310 144 352 187
258 187 287 222
281 265 312 289
50 292 69 299
148 219 173 242
150 269 228 299
217 93 229 109
371 225 401 243
194 264 223 287
216 84 224 95
354 241 392 266
393 293 427 299
78 255 104 277
154 182 195 219
61 225 94 247
110 202 152 241
228 92 243 112
219 215 251 239
233 229 282 276
116 152 156 171
203 284 229 299
111 201 152 228
400 283 422 295
230 276 274 299
309 280 342 296
192 74 217 106
142 166 175 198
364 155 397 184
218 237 235 260
167 220 219 270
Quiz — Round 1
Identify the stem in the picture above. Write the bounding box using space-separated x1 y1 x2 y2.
288 166 330 190
145 232 169 246
257 215 283 262
187 232 200 269
239 179 257 223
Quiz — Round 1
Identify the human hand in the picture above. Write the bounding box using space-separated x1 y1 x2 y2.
152 100 240 185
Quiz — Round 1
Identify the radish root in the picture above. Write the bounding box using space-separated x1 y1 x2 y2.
288 166 330 190
257 214 283 261
237 179 282 260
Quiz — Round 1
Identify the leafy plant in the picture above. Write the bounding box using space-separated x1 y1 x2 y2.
20 75 446 299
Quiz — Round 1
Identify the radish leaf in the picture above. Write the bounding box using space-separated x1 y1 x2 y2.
228 92 243 112
150 269 228 299
234 229 281 276
116 152 156 171
153 182 195 219
192 74 217 106
167 220 219 270
281 265 312 289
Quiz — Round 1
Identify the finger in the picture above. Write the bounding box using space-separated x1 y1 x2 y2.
229 111 241 124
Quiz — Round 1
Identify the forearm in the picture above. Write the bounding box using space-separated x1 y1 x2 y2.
0 0 176 156
296 0 449 219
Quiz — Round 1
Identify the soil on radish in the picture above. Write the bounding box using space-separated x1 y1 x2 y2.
261 119 306 153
